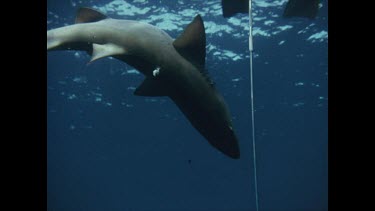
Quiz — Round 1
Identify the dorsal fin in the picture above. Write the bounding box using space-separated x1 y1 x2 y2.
283 0 319 19
173 15 206 70
221 0 249 18
75 7 108 24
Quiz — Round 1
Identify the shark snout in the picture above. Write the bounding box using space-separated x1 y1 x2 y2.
205 125 240 159
219 127 240 159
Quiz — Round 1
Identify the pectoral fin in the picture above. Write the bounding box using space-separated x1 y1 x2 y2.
89 43 126 63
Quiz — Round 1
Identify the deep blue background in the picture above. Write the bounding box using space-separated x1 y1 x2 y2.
47 1 328 211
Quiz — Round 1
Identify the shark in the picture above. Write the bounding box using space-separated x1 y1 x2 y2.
47 8 240 159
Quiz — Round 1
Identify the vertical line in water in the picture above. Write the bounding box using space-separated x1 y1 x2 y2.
249 1 259 211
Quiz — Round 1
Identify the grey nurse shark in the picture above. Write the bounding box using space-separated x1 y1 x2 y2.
47 7 240 159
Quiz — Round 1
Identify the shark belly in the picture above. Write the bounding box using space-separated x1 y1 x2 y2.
170 70 240 159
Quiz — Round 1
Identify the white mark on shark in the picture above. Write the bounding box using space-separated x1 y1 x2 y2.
152 67 160 77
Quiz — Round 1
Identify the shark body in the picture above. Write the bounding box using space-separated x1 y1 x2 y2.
47 8 240 159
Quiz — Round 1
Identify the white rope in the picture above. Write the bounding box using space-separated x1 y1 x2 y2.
249 1 259 211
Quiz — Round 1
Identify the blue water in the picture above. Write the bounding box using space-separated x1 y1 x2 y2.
47 0 328 211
